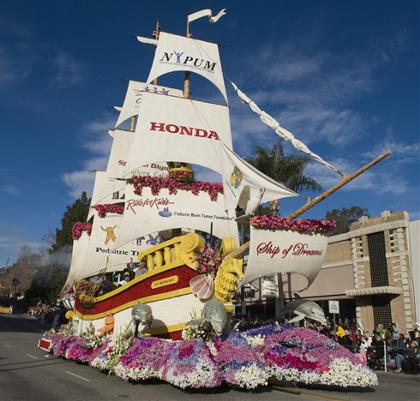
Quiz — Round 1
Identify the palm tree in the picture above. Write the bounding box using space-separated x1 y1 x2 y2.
248 141 322 212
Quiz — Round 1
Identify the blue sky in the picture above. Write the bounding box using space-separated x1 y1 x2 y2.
0 0 419 264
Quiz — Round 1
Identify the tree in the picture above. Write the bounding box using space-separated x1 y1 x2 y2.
325 206 369 235
53 191 91 250
247 141 322 212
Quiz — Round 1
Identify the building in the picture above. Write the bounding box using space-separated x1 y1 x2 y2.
241 211 418 335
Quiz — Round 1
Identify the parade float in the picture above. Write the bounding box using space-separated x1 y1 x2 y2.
40 9 390 390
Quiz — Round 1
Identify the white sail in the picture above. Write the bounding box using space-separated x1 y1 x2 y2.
115 80 182 128
62 231 91 290
122 92 232 177
87 172 125 221
75 213 140 282
242 226 328 290
220 144 298 215
147 32 228 103
112 184 238 249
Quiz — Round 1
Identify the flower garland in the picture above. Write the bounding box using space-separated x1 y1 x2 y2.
72 222 92 240
250 215 336 234
93 203 124 218
130 175 223 202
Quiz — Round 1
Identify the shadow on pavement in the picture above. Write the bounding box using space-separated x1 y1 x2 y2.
0 314 45 333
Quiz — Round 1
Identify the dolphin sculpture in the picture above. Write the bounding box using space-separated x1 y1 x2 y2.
130 303 153 337
188 299 228 336
278 298 327 325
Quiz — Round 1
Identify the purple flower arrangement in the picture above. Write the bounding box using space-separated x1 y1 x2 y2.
211 332 269 389
130 175 223 202
160 339 222 388
93 203 124 218
72 222 92 240
45 324 377 390
250 215 336 234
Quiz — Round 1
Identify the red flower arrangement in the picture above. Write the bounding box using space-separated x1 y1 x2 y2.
93 204 124 218
250 215 335 234
129 175 223 202
72 222 92 240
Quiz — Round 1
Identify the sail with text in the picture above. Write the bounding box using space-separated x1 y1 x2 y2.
115 80 183 128
146 32 228 103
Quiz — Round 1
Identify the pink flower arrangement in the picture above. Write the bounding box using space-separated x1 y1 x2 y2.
93 203 124 218
72 222 92 240
250 215 335 234
196 246 222 274
130 175 223 202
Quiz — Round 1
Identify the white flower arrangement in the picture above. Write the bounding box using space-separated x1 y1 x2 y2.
318 358 378 388
82 323 103 348
270 358 378 388
91 353 111 371
234 363 269 389
114 363 158 382
243 334 266 346
161 359 218 389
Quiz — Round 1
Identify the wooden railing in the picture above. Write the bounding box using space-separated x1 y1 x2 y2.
138 232 205 272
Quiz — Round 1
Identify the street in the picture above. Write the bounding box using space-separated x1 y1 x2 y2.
0 314 419 401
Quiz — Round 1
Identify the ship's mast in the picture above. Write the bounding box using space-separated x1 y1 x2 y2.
130 21 161 132
183 18 192 98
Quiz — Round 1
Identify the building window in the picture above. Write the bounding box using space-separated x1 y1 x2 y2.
372 295 392 327
112 191 119 200
368 232 389 287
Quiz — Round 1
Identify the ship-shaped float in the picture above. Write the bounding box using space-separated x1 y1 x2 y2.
60 10 390 340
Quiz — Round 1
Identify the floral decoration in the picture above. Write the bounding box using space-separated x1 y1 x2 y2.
72 222 92 240
129 175 223 202
250 215 336 234
44 323 377 390
195 245 222 275
93 204 124 218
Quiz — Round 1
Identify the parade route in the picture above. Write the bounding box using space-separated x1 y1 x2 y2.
1 314 419 401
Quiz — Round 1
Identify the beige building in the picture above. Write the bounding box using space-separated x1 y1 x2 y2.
242 211 418 335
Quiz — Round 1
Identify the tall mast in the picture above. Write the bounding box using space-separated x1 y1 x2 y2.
183 16 191 98
152 21 160 86
130 21 160 132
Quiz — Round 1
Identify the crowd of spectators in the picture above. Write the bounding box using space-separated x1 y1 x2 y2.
313 319 420 375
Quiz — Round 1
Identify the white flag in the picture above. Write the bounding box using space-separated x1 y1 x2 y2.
187 8 227 24
231 82 344 177
136 36 158 46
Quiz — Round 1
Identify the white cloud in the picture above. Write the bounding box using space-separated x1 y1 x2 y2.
62 115 114 198
2 184 21 197
52 52 86 88
62 170 96 198
364 137 420 165
305 157 410 195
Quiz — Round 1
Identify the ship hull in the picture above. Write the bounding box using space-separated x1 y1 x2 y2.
75 265 201 340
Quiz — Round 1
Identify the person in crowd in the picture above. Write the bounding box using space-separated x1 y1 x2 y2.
376 323 385 339
133 262 148 277
413 322 420 341
336 322 345 339
390 322 400 346
404 340 419 375
393 333 408 373
369 334 385 369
